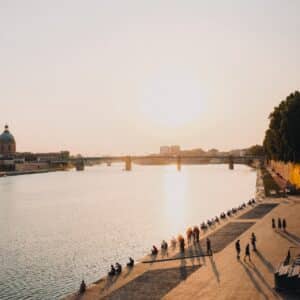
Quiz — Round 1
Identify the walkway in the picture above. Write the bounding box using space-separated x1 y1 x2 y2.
65 195 300 300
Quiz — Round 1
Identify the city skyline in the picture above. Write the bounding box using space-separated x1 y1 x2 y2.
1 1 300 155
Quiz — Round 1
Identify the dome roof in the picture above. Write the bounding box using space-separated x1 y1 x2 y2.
0 125 15 144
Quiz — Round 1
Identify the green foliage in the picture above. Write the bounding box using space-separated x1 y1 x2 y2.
246 145 264 156
263 91 300 162
261 168 281 197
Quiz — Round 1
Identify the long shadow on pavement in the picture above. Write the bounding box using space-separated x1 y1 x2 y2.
284 231 300 244
276 230 299 246
209 256 220 284
238 260 269 300
255 250 275 273
249 264 280 299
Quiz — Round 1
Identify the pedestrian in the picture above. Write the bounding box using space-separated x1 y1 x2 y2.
244 243 251 261
235 239 241 259
193 226 200 243
178 235 185 253
283 249 291 265
206 238 213 256
282 218 287 231
186 227 193 245
278 218 282 229
251 232 257 251
272 218 276 229
79 280 86 294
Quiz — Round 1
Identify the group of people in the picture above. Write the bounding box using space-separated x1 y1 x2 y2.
108 257 134 276
151 235 213 256
79 198 258 295
186 226 200 243
149 198 257 258
272 217 287 231
235 232 257 261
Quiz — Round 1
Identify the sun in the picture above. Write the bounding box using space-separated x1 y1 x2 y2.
139 74 204 128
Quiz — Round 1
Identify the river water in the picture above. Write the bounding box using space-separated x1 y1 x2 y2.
0 164 256 299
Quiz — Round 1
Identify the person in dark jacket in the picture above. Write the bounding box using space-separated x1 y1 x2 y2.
278 218 282 229
235 240 241 259
283 249 291 265
251 232 257 251
272 218 276 229
79 280 86 294
206 238 213 256
282 218 287 231
244 243 251 261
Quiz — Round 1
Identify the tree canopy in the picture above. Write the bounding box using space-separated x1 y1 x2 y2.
263 91 300 163
246 145 264 156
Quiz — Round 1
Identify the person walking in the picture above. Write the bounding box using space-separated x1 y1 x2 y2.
272 218 276 229
282 218 287 231
235 240 241 259
206 238 213 256
278 217 282 229
251 232 257 251
244 243 251 261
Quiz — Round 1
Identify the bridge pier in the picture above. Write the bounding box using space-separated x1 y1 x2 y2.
177 156 181 171
125 156 132 171
75 159 85 171
229 156 234 170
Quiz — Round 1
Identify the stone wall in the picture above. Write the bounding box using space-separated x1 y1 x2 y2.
270 160 300 188
15 162 50 171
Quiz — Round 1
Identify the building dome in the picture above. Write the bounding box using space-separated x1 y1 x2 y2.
0 125 16 157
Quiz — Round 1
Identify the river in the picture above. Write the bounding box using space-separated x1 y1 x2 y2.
0 164 256 299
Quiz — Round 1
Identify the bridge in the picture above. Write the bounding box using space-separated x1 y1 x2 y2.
68 155 264 171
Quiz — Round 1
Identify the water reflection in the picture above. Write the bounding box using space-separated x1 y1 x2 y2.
0 164 255 300
163 167 188 235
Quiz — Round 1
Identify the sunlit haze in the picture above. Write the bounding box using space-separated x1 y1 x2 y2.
1 0 299 155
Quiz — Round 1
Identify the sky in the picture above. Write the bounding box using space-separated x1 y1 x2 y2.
1 0 299 155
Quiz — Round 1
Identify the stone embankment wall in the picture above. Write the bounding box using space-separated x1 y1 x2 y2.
15 162 50 171
270 160 300 188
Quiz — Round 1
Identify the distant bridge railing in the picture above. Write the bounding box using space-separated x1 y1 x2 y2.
66 155 264 171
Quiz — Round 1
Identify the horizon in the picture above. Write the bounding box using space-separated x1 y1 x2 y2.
1 1 300 155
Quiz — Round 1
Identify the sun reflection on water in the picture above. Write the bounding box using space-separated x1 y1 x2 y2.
162 166 188 236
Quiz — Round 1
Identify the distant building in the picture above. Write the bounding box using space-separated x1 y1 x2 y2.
0 125 16 158
160 146 170 155
160 145 181 155
169 145 180 154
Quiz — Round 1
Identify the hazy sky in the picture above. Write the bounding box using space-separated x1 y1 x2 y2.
1 0 299 155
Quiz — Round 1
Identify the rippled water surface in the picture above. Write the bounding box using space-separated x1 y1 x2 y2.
0 164 256 299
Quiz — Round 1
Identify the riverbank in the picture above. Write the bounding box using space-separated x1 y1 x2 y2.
64 168 300 300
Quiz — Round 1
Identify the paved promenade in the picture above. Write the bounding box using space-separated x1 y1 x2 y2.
66 173 300 300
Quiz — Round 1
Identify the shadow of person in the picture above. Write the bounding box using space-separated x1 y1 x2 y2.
250 265 280 299
123 266 134 278
276 230 298 246
179 258 187 280
284 231 300 244
238 260 269 300
209 256 220 284
255 250 275 273
196 241 206 265
104 275 118 290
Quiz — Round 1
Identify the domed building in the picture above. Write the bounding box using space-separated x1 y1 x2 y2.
0 125 16 157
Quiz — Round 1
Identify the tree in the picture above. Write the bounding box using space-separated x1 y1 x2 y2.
263 91 300 162
246 145 264 156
